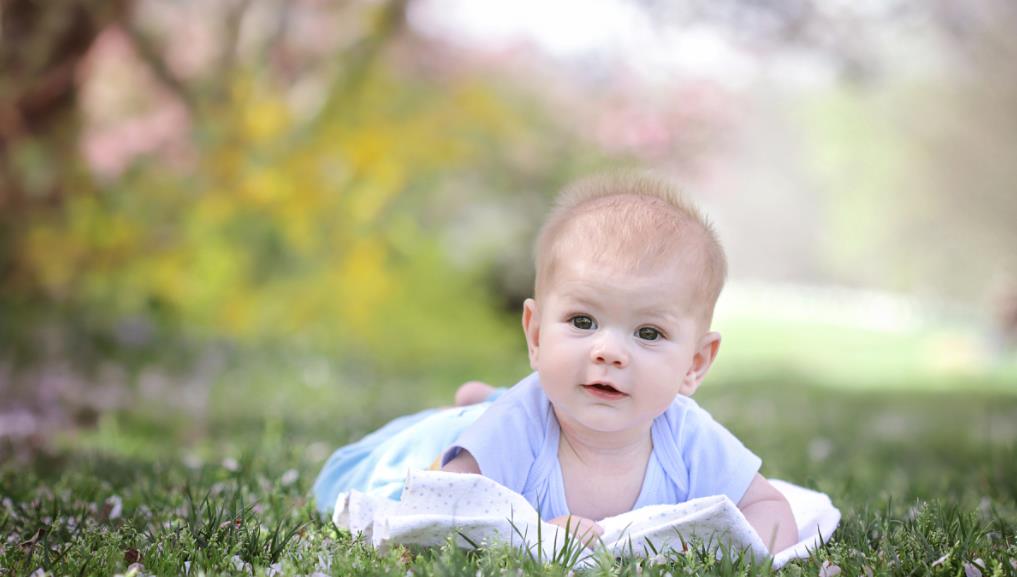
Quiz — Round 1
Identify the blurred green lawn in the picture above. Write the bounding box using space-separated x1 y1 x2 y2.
58 303 1017 474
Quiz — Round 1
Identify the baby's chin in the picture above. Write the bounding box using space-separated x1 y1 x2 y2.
553 405 655 436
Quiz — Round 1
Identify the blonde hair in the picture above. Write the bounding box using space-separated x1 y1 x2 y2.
534 171 727 322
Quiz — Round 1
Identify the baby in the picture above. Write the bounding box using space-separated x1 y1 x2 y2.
440 172 797 552
312 172 797 554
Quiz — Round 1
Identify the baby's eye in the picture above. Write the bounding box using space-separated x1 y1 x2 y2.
570 315 596 330
636 327 662 341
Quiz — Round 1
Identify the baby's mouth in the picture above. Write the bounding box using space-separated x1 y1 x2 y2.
582 382 628 399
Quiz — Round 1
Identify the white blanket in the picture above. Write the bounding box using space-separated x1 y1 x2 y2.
333 470 840 569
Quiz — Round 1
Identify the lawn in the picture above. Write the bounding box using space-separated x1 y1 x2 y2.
2 315 1016 576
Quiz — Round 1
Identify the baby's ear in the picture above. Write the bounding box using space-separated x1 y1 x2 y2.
680 331 721 396
521 298 541 370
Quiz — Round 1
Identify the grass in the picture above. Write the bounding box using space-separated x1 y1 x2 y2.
2 313 1017 575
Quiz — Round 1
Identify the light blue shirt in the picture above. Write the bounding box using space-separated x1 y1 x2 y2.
442 372 761 521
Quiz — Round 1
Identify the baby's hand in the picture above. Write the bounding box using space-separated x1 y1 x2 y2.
548 515 604 547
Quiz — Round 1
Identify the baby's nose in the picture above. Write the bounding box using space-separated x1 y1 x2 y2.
590 333 629 367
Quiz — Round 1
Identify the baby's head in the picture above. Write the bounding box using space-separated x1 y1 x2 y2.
533 172 726 328
522 172 728 433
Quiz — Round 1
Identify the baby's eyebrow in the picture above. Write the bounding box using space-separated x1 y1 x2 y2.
560 292 682 323
557 288 599 306
635 308 681 324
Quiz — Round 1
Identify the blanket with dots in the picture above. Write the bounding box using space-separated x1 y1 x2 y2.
333 470 840 569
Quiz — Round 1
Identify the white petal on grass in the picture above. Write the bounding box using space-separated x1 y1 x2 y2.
306 441 330 463
112 566 140 577
316 553 331 572
222 457 239 472
978 497 992 513
819 561 842 577
281 469 299 486
808 438 834 462
932 553 949 567
105 495 123 520
963 561 983 577
230 555 251 572
182 453 203 470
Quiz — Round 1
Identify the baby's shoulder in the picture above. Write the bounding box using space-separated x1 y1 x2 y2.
468 372 550 439
663 393 706 417
447 374 551 491
656 394 715 435
489 372 551 420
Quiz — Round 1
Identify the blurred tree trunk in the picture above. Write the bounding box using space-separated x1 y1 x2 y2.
0 0 129 290
0 0 129 204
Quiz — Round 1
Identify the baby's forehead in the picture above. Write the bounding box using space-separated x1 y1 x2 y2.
539 215 716 309
552 242 701 280
548 210 712 274
533 179 726 322
547 250 703 295
543 260 710 326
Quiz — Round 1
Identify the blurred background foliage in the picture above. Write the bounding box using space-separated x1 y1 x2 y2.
2 0 577 373
1 0 1016 461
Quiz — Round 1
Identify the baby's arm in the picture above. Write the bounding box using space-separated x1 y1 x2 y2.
737 474 797 554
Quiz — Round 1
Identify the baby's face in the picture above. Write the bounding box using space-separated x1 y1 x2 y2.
523 254 716 435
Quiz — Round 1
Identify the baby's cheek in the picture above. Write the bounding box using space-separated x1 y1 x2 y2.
644 389 677 416
537 352 571 382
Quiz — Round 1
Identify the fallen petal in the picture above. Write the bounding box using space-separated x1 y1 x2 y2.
281 469 299 486
819 561 842 577
104 495 123 521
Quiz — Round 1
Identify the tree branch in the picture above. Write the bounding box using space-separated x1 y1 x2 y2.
279 0 409 154
263 0 296 83
120 15 197 115
213 0 253 98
